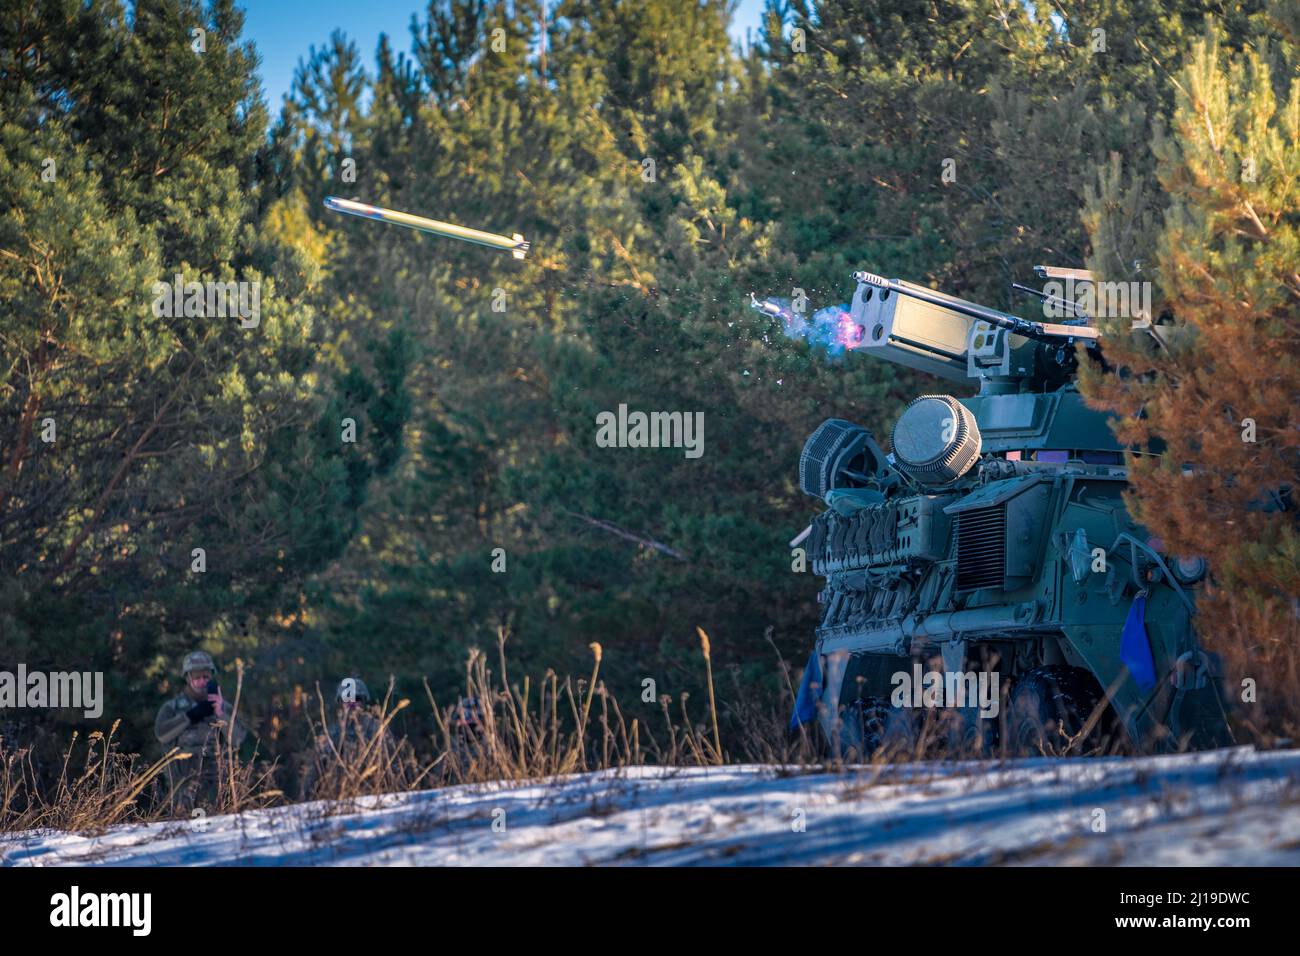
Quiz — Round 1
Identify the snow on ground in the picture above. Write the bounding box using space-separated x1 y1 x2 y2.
4 747 1300 866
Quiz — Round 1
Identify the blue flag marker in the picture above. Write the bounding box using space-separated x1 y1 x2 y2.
790 649 822 730
1121 592 1158 692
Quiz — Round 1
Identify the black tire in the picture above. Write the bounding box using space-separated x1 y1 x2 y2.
1006 665 1106 756
837 696 917 760
926 705 999 757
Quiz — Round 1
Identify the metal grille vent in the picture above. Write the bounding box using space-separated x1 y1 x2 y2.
956 504 1005 591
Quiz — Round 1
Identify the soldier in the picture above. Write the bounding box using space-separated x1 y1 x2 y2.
453 696 483 741
300 677 395 800
154 650 247 813
440 695 484 783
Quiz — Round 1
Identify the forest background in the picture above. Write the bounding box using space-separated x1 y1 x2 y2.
2 0 1296 767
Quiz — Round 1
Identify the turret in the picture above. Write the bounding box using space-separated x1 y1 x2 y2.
845 270 1099 394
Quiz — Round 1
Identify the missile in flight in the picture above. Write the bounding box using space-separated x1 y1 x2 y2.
323 196 529 259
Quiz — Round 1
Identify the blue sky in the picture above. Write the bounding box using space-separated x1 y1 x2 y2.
242 0 770 109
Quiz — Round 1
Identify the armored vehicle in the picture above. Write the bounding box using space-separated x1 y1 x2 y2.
763 268 1234 757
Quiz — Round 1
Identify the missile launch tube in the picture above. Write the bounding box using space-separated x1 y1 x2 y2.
852 270 1099 346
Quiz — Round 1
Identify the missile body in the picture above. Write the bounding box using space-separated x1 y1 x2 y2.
323 196 529 259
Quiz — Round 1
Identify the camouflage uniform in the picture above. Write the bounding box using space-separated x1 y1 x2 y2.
440 696 484 783
153 652 247 813
300 678 395 800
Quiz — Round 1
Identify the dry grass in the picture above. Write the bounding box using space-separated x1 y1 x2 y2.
151 741 283 818
298 681 432 805
1 722 178 832
1196 591 1300 747
0 620 1280 836
422 628 726 784
0 628 741 834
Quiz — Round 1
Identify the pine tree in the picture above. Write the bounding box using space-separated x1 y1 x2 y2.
0 0 394 751
1079 16 1300 736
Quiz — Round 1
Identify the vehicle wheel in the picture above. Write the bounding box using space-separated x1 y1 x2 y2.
1006 665 1105 756
838 696 916 760
927 705 999 758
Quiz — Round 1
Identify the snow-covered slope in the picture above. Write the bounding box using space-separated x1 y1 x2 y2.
4 747 1300 866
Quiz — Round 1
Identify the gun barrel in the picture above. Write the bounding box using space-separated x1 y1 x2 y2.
1010 282 1092 323
324 196 529 259
852 271 1098 345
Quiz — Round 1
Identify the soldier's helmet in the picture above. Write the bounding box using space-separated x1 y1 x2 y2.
182 650 217 677
336 677 371 705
